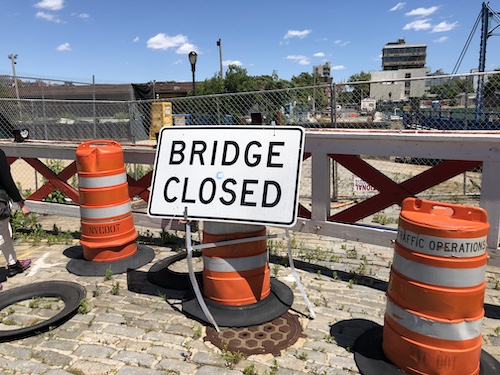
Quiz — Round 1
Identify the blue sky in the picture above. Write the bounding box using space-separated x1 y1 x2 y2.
0 0 499 84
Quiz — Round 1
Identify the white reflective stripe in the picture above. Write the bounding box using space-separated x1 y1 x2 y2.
78 172 127 188
203 221 266 235
397 227 487 257
203 252 268 272
386 299 482 341
80 201 131 220
392 252 486 288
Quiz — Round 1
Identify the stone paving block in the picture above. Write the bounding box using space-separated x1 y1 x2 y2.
113 349 157 367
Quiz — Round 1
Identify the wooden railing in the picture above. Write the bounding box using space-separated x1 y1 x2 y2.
2 129 499 266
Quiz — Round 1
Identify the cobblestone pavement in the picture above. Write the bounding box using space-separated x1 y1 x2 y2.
0 215 498 375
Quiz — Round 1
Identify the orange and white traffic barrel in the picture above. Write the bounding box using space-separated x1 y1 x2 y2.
202 221 270 306
383 197 489 375
76 140 138 262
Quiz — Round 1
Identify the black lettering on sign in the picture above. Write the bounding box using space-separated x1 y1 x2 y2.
262 180 281 207
164 177 179 203
220 178 237 205
436 355 456 371
222 141 239 166
245 141 262 167
240 179 258 206
169 141 185 164
409 346 428 367
267 142 285 167
199 178 216 204
190 141 207 165
85 223 121 235
181 177 195 203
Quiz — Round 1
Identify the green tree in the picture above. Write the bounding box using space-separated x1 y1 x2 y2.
291 72 315 87
224 65 258 93
338 71 371 104
484 70 500 110
429 78 473 100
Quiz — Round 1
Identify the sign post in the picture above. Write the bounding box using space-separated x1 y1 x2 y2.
148 125 309 329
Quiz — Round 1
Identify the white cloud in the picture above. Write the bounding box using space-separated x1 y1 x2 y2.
75 13 89 19
405 6 439 17
133 37 140 43
331 65 346 70
284 29 312 39
146 33 198 56
432 21 458 33
390 3 406 11
314 52 325 57
176 43 197 55
403 19 432 31
286 55 310 65
334 40 350 47
433 36 448 43
223 60 242 67
36 11 62 23
56 42 71 52
35 0 64 11
147 33 187 50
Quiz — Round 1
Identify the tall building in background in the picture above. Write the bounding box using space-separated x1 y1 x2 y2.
382 38 427 71
370 39 429 101
313 62 331 83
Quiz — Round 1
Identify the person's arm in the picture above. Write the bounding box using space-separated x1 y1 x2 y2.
0 149 28 215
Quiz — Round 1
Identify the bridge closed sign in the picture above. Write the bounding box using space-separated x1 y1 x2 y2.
148 126 304 226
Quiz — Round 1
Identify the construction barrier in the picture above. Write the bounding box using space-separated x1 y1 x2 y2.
76 140 138 262
202 222 270 306
383 198 489 375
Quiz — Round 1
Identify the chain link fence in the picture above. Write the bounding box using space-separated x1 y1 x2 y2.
1 71 499 210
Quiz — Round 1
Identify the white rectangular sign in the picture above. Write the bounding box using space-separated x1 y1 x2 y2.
147 126 305 226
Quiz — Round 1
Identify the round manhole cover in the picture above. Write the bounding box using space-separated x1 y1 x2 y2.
204 312 304 356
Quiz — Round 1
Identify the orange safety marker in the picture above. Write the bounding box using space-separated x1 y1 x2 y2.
383 198 489 375
202 222 270 306
76 140 138 262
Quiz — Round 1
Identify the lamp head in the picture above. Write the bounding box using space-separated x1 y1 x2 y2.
188 51 198 70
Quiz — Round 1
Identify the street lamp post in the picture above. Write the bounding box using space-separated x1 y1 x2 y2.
188 51 197 96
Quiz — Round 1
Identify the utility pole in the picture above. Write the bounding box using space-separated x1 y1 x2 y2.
8 54 22 120
216 39 223 79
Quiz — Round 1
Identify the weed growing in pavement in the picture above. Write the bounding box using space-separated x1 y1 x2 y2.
346 246 358 259
272 264 280 277
159 230 179 246
111 281 120 295
11 211 78 245
104 268 114 281
295 350 308 361
29 297 41 309
495 279 500 290
192 325 202 340
221 343 246 369
67 368 85 375
2 317 16 326
264 359 279 375
243 364 258 375
93 282 102 297
78 298 90 314
494 326 500 334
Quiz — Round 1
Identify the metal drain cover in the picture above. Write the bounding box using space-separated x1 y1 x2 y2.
204 312 304 356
